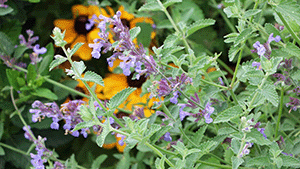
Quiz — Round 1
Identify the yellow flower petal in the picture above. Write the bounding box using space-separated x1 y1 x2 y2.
118 5 135 21
102 142 116 149
105 6 115 17
72 4 89 18
71 35 92 60
102 74 129 99
108 58 122 72
116 135 126 153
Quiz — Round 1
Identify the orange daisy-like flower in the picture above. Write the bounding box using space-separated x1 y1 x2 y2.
53 5 111 61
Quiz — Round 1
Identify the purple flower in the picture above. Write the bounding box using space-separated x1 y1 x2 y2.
23 126 34 141
252 61 262 70
218 77 224 86
203 102 214 124
116 133 126 146
170 91 180 104
186 93 200 108
157 78 172 97
252 33 281 59
28 136 53 169
273 72 291 85
163 132 172 142
253 41 266 57
281 152 293 157
267 33 281 44
19 30 39 49
30 53 43 65
179 104 190 121
53 161 65 169
0 0 8 8
286 97 300 112
33 44 47 55
239 142 253 157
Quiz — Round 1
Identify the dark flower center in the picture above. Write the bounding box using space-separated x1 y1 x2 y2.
74 86 85 100
74 15 94 35
126 72 146 88
121 19 130 28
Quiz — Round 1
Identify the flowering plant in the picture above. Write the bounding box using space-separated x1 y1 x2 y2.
1 0 300 168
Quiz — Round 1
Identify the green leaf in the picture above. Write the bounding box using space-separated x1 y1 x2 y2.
49 55 68 71
155 156 166 169
247 130 272 145
73 61 86 76
68 42 84 57
72 121 94 132
234 28 252 47
150 125 172 143
223 5 239 18
129 27 141 40
138 1 162 12
13 45 28 59
27 64 37 84
0 122 3 140
228 45 240 62
193 126 207 145
231 156 244 169
0 32 14 55
214 106 243 123
281 155 300 168
91 154 108 169
0 146 5 156
265 23 281 38
143 124 161 140
198 141 217 153
261 84 279 107
284 42 300 58
246 156 271 167
163 0 182 8
218 127 236 135
65 154 78 169
244 9 261 18
6 69 24 90
82 71 104 86
0 6 13 16
38 43 54 75
270 57 283 74
275 1 300 26
245 70 264 86
108 87 136 110
96 121 111 147
28 0 41 2
32 88 58 100
186 19 215 37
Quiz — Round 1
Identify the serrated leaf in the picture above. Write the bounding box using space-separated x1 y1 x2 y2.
232 156 244 169
68 42 84 57
244 9 261 18
228 45 240 62
265 23 281 38
49 55 67 71
32 88 58 100
247 130 272 145
96 121 112 147
91 154 108 169
27 64 37 83
82 71 104 86
214 106 243 123
0 32 14 55
65 154 78 169
13 45 28 59
155 156 166 169
275 1 300 26
150 125 172 143
144 124 161 140
164 34 179 48
284 42 300 58
234 28 252 47
281 155 300 168
163 0 182 8
186 19 215 37
218 127 236 135
129 26 141 40
245 70 264 86
108 87 136 110
246 156 271 167
72 61 86 76
72 121 94 132
38 43 54 75
261 84 279 107
138 1 162 12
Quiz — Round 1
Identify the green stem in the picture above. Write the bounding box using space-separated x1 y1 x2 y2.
208 153 231 165
200 78 228 90
275 11 300 46
197 160 231 169
230 47 244 88
161 103 175 121
13 65 90 99
250 0 259 23
0 142 29 156
217 59 234 75
144 142 174 167
275 87 284 138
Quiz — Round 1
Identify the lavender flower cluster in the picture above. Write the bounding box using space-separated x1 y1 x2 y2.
88 11 157 79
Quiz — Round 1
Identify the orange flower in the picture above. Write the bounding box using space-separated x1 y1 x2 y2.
53 5 110 61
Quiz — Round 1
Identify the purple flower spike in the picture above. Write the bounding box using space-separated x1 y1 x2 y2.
203 102 214 124
33 44 47 55
187 93 200 108
163 132 172 142
116 133 126 146
179 104 190 121
253 41 266 57
267 33 281 44
170 91 180 104
252 61 262 70
0 0 8 8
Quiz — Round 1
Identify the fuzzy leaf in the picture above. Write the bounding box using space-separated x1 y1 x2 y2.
138 1 162 12
27 64 37 83
232 156 244 169
246 156 271 167
218 127 236 135
96 121 111 147
234 28 252 47
13 45 28 59
65 154 78 169
68 42 84 57
281 155 300 168
186 19 215 37
72 121 94 132
244 9 261 18
0 146 4 156
82 71 104 86
275 1 300 26
228 45 240 62
163 0 182 8
0 6 13 16
265 23 281 38
150 125 172 143
38 43 54 75
164 34 180 48
108 87 136 110
284 42 300 58
0 32 14 55
214 106 243 123
129 26 141 40
49 55 67 71
155 156 166 169
261 84 279 107
72 61 86 76
247 130 272 145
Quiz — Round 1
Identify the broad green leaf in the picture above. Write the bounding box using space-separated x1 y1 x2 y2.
116 152 130 169
214 106 243 123
49 55 67 71
281 155 300 168
198 141 217 153
96 120 112 148
172 141 186 157
27 64 37 84
82 71 104 86
0 146 5 156
138 1 162 12
0 32 14 55
247 130 272 145
270 57 283 74
163 0 182 8
0 6 13 16
265 23 281 38
246 156 271 167
275 1 300 26
218 127 236 135
13 45 28 59
163 34 179 48
91 154 108 169
143 124 161 140
261 84 279 107
65 154 78 169
29 0 40 2
244 9 261 18
228 45 240 62
38 43 54 75
284 42 300 58
245 70 264 86
186 19 215 37
155 156 166 169
72 61 86 76
68 42 84 57
234 28 252 47
150 125 172 143
136 22 152 47
108 87 136 110
72 121 94 132
223 5 239 18
6 69 24 90
231 156 244 169
32 88 58 100
129 26 141 40
260 55 272 72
